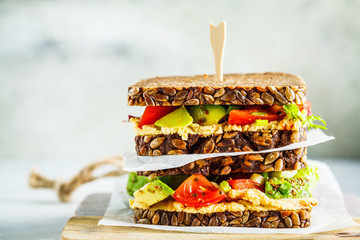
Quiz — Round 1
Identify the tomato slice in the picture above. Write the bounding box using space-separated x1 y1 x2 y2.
227 179 265 192
298 101 312 116
228 107 281 125
138 106 178 128
173 174 226 207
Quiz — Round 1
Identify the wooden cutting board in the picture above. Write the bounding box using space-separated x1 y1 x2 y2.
61 194 360 240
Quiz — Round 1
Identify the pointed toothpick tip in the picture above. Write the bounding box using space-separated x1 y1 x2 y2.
209 21 226 82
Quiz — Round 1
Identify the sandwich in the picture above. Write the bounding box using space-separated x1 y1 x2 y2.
126 72 325 228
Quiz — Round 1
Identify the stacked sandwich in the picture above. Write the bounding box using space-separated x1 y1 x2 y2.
126 72 325 228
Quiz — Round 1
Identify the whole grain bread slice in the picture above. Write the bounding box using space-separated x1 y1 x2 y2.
137 148 307 177
135 128 307 156
128 72 306 106
132 207 313 228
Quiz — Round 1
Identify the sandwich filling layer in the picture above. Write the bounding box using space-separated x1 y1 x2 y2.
131 117 304 140
128 163 319 214
130 189 318 213
130 103 326 141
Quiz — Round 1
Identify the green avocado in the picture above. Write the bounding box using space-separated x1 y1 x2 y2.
126 172 150 197
188 105 227 125
133 180 174 207
154 107 193 128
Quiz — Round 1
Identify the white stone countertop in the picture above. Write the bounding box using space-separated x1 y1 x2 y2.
0 158 359 240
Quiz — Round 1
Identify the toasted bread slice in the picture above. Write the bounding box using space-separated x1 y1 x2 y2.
128 72 306 106
137 148 307 177
131 189 317 228
133 207 312 227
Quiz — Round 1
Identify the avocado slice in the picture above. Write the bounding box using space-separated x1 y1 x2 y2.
188 105 227 125
126 172 150 197
133 180 174 207
154 107 193 128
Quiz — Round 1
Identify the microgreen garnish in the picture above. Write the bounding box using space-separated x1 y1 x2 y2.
283 104 327 130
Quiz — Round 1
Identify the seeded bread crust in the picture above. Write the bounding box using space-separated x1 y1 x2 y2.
137 148 307 177
134 208 311 228
128 72 307 106
135 128 307 156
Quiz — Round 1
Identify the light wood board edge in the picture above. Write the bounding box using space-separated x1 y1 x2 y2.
61 216 360 240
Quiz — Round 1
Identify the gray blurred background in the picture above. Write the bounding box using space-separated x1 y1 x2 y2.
0 0 359 161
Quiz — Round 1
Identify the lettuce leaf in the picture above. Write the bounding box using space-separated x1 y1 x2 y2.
283 104 327 130
126 172 151 197
264 163 319 199
265 177 311 199
294 161 319 191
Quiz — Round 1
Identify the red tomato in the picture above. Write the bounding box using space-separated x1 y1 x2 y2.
227 179 265 192
173 174 226 207
228 107 281 125
138 106 178 128
298 101 312 116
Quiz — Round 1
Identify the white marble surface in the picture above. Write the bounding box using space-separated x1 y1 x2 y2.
0 0 360 160
0 158 359 239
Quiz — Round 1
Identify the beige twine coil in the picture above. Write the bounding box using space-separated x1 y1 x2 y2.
28 156 126 202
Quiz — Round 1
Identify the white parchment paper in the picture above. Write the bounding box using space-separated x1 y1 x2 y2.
124 129 335 172
99 160 358 234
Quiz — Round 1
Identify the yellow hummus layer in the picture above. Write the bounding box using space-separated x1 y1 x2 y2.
130 117 304 140
227 189 317 211
129 189 318 213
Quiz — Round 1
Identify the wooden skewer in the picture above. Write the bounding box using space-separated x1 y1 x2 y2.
210 21 226 82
